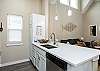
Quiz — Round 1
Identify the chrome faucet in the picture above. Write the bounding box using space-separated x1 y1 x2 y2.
49 33 56 45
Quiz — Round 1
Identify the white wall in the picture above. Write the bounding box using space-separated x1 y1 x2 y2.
83 1 100 41
0 0 42 64
41 0 49 39
49 2 83 40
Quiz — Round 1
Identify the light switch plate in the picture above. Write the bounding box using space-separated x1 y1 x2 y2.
99 26 100 31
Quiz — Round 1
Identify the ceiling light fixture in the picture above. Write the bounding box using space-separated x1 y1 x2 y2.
54 15 58 21
54 0 58 21
68 0 72 16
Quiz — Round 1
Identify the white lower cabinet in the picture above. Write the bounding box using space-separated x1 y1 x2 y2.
30 45 36 66
30 45 99 71
36 52 40 70
38 54 46 71
30 45 46 71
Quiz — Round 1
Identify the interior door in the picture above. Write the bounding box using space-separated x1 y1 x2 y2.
0 13 4 64
0 12 7 64
0 27 1 65
0 13 2 51
0 20 1 51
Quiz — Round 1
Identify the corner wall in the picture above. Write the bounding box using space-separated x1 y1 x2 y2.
0 0 42 64
83 1 100 41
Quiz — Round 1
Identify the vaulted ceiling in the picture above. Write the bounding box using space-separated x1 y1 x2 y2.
81 0 99 14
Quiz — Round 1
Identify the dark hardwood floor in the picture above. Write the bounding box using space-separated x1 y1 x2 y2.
0 61 37 71
0 61 100 71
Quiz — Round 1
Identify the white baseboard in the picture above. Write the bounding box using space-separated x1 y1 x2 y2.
0 59 30 67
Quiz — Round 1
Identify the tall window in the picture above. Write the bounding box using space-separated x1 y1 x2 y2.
7 15 23 44
60 0 79 9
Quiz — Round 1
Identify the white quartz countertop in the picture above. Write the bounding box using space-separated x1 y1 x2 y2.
32 42 100 66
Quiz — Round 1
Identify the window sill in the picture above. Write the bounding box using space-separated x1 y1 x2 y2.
6 43 23 47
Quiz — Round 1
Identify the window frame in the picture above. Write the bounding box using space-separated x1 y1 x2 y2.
7 14 23 46
60 0 79 9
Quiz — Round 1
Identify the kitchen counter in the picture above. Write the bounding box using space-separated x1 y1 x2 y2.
32 42 100 67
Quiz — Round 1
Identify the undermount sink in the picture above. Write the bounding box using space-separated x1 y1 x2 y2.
41 44 57 49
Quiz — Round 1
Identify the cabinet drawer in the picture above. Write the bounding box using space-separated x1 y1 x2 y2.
36 47 46 57
31 48 35 57
32 48 35 53
32 45 36 50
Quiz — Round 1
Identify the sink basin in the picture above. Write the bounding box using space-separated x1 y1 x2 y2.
41 44 57 49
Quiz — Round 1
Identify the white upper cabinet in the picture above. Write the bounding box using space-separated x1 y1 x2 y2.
32 14 46 42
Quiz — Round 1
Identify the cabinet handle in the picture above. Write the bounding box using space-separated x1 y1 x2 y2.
38 56 40 60
0 22 3 32
38 55 40 60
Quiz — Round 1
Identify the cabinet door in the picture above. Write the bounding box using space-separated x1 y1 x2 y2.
39 56 46 71
31 45 36 58
36 52 40 70
31 47 36 58
30 46 36 66
36 52 46 71
35 46 46 71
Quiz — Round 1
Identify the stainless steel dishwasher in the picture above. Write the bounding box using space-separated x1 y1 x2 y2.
46 52 67 71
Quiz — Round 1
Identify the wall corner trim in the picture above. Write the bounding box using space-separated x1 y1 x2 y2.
0 59 30 67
